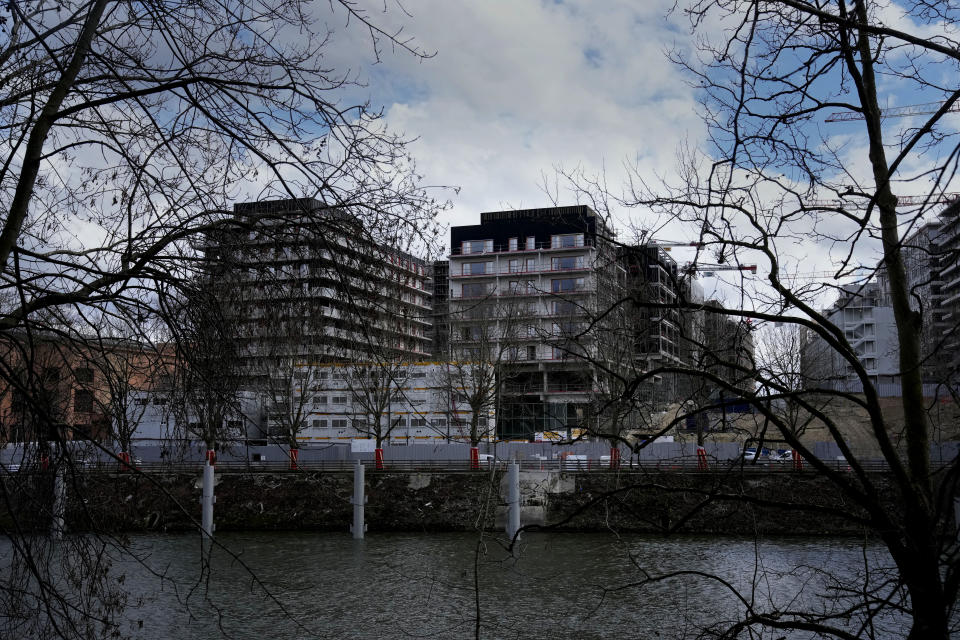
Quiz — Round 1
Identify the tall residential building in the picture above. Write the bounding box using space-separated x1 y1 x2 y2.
802 281 900 392
933 201 960 374
430 260 450 358
202 198 433 387
620 244 709 404
447 205 626 440
874 199 960 385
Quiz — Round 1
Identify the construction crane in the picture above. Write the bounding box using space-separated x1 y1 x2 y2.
683 263 757 277
806 192 960 209
776 269 867 280
825 100 960 122
645 240 705 252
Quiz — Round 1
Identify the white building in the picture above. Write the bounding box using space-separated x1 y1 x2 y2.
124 390 263 446
803 281 901 392
266 362 491 446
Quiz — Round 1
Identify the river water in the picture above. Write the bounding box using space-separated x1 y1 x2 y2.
51 531 896 640
0 530 907 639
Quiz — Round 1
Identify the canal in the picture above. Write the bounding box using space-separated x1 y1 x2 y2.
37 531 899 639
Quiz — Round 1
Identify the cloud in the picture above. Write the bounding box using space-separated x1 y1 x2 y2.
335 1 703 238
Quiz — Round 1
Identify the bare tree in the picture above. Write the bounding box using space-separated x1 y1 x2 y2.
1 1 442 632
443 296 527 461
557 2 960 637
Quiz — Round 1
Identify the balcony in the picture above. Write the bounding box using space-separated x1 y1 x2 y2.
450 286 594 299
449 263 591 279
450 238 594 257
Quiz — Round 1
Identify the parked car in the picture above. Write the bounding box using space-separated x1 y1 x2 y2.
769 449 794 463
739 447 770 464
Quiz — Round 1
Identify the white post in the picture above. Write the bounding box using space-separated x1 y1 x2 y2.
201 454 216 539
507 460 520 542
51 463 66 539
351 459 366 539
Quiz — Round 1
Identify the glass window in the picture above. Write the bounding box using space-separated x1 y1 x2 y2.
551 278 584 293
463 261 493 275
74 389 94 413
508 259 520 273
551 256 582 271
552 233 583 248
527 345 537 360
461 283 489 298
553 300 578 315
508 238 518 251
525 258 536 272
526 236 536 250
462 240 493 254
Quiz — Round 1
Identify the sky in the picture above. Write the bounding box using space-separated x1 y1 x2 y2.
328 0 702 242
317 0 960 312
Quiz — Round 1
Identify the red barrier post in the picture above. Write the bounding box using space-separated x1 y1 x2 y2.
470 446 480 470
696 446 709 471
375 448 384 470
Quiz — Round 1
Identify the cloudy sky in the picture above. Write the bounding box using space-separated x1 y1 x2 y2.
335 1 701 236
317 0 957 308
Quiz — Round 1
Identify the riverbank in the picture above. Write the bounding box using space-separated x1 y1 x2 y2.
0 468 896 536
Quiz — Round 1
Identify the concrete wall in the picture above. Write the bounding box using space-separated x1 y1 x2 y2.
10 467 902 537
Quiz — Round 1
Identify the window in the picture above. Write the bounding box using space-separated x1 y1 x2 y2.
462 239 493 254
74 389 94 413
135 397 149 406
332 419 348 429
463 261 493 275
461 283 489 298
313 396 327 405
392 417 407 427
508 280 520 294
553 300 578 315
552 233 583 248
551 256 582 271
153 397 168 405
551 278 584 293
554 321 583 336
524 258 536 272
525 280 537 294
312 419 328 428
332 395 347 404
508 237 518 251
527 345 537 361
508 259 520 273
431 418 447 427
461 326 481 341
526 236 536 250
74 367 94 383
410 417 427 427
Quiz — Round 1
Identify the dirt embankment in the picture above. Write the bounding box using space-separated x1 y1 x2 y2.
656 394 960 458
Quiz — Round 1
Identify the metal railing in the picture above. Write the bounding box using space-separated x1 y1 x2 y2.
1 457 905 475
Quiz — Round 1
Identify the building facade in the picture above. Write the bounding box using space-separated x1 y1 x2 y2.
202 198 433 387
447 205 627 440
802 281 901 392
